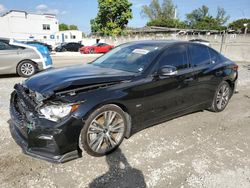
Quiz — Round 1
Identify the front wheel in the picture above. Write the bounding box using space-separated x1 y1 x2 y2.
89 48 94 54
79 104 127 157
62 48 67 52
210 81 232 112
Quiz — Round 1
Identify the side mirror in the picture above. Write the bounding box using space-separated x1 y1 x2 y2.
159 65 178 76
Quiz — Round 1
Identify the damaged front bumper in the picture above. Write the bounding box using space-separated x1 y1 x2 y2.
9 89 83 163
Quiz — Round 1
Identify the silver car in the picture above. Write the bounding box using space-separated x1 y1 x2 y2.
0 38 53 77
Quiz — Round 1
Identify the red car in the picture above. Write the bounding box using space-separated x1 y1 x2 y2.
80 43 114 54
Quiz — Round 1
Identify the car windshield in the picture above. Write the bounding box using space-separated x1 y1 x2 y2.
92 43 163 73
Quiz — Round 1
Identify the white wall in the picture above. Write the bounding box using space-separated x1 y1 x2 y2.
82 38 105 46
0 11 59 46
55 30 83 45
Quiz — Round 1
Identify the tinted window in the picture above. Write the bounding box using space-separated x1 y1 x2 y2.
189 44 210 67
0 41 13 50
70 43 77 46
208 48 219 63
0 41 8 50
158 45 188 70
99 43 107 46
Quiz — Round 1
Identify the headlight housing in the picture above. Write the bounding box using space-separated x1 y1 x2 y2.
39 103 80 122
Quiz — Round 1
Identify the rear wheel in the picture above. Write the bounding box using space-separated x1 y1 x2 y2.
79 104 127 157
210 81 232 112
17 60 37 77
89 48 94 54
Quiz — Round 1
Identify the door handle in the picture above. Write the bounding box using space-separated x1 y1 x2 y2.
184 78 194 82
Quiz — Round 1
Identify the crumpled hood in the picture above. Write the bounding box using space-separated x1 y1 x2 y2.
24 64 133 97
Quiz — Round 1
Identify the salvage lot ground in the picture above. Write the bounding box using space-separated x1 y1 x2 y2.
0 55 250 188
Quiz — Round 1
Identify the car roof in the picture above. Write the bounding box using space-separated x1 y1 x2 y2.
0 37 10 42
125 40 212 49
125 40 189 46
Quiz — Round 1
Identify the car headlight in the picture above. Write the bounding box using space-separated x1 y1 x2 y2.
40 103 80 122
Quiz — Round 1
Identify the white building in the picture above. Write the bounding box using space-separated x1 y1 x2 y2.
55 30 83 45
0 10 59 46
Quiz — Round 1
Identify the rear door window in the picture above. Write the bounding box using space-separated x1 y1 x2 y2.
158 45 189 70
208 48 219 63
189 44 210 67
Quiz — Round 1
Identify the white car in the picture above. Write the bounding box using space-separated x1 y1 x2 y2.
0 38 53 77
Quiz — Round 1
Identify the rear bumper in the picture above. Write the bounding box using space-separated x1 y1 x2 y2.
9 91 83 163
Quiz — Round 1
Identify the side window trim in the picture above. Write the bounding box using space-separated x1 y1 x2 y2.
0 41 13 50
188 44 211 68
157 44 189 71
208 47 219 64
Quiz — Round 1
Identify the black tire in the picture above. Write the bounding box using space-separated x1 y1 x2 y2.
17 60 37 78
79 104 128 157
89 48 94 54
209 81 232 112
62 48 67 52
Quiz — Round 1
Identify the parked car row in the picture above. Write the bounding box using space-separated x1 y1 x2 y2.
0 37 114 77
54 42 114 53
0 39 114 54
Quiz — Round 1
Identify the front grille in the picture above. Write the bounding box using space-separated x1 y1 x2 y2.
11 84 38 139
11 95 29 139
14 84 37 111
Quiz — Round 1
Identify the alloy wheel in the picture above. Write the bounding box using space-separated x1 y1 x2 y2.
216 83 230 110
20 63 35 76
87 110 125 154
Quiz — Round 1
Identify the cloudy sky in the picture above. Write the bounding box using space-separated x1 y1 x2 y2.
0 0 249 33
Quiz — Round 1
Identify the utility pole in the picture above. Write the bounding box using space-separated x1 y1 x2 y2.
220 31 226 53
174 7 177 19
243 23 248 35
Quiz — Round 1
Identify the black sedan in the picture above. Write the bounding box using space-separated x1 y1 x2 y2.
55 42 83 52
9 40 238 163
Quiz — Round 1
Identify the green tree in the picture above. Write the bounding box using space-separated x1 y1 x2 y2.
186 5 229 30
229 18 250 32
69 25 78 30
59 23 69 31
162 0 176 19
90 0 133 36
141 0 163 20
216 7 230 25
186 5 209 26
59 23 79 31
141 0 185 28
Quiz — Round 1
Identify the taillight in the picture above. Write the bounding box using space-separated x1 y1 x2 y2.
232 64 238 71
